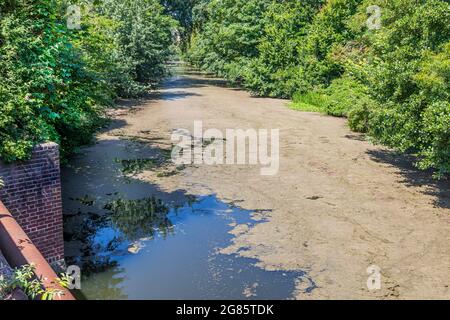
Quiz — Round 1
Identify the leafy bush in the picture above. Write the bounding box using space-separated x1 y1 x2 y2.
0 264 71 300
187 0 271 82
292 75 375 132
0 0 105 161
2 0 448 176
347 0 450 176
413 43 450 176
101 0 177 96
0 0 176 162
242 0 324 97
187 0 449 176
161 0 203 50
294 0 362 91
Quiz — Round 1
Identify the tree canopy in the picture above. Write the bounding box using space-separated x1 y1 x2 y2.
0 0 448 177
0 0 176 161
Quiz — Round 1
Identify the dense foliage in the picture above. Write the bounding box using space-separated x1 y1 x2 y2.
187 0 450 177
0 0 176 162
188 0 272 81
1 0 448 177
0 263 71 300
161 0 202 49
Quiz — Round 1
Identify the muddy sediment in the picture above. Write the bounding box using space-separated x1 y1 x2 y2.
64 63 450 299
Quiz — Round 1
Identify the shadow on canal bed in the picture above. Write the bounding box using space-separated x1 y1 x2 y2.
61 65 316 300
62 137 316 300
366 149 450 210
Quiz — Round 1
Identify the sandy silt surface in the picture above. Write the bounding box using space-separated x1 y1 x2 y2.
97 64 450 299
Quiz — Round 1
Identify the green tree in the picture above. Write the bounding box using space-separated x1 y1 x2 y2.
0 0 105 161
355 0 450 176
101 0 177 95
161 0 202 50
187 0 271 81
243 0 324 97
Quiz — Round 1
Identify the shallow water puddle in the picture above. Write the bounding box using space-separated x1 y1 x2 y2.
64 192 314 300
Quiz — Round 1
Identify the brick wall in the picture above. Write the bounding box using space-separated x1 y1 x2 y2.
0 143 64 265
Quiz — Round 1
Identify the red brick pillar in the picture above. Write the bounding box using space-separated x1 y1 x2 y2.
0 143 64 266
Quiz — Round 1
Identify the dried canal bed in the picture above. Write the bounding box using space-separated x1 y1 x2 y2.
62 138 314 300
63 63 450 299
